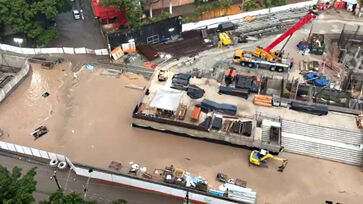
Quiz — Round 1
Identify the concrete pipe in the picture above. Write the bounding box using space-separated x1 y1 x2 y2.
57 161 67 170
49 159 58 168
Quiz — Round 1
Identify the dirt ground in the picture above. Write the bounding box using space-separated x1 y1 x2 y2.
0 62 362 204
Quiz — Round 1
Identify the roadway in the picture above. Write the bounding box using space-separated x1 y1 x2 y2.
49 0 106 49
0 153 182 204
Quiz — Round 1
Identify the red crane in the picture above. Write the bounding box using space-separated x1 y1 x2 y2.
264 9 319 52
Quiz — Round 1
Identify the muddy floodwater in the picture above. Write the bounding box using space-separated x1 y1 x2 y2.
0 63 362 204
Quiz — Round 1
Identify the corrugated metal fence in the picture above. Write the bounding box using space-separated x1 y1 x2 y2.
281 120 363 165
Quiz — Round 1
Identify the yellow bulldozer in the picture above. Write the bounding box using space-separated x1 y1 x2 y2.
249 149 288 172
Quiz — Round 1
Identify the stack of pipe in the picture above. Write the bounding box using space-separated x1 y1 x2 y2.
253 95 272 107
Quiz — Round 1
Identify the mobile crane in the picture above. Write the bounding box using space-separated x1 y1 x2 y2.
249 149 288 172
233 5 320 72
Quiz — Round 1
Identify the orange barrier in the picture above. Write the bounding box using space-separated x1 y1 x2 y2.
200 4 240 20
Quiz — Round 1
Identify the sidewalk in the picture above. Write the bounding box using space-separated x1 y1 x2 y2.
0 152 180 204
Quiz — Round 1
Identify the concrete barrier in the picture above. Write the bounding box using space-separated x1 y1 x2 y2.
0 54 30 103
182 0 318 31
0 140 245 204
0 43 109 56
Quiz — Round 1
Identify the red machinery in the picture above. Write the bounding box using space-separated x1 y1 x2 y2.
264 6 320 52
233 5 322 72
91 0 126 29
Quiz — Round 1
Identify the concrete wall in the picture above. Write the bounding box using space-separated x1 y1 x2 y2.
182 0 318 31
0 53 29 103
0 53 27 68
132 117 282 152
0 44 109 56
0 140 247 204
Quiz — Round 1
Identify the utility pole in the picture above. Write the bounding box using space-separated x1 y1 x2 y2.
83 169 94 199
50 171 62 191
183 189 190 204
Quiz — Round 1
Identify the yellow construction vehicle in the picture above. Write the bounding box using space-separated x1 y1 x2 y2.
233 6 320 72
219 32 231 46
249 149 288 172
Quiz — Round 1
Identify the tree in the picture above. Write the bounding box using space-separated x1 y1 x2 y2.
36 27 58 46
244 0 258 11
0 0 72 46
40 190 97 204
99 0 143 28
40 190 127 204
0 165 37 204
240 0 245 11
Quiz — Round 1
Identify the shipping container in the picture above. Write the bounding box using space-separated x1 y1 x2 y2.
191 106 201 121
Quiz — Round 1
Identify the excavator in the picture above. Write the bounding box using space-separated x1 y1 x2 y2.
249 149 288 172
233 5 320 72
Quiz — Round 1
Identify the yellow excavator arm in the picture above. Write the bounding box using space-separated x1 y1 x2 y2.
249 150 288 172
260 154 288 172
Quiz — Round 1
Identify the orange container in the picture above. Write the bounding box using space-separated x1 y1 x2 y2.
225 68 231 77
334 1 344 9
191 106 201 121
231 69 236 79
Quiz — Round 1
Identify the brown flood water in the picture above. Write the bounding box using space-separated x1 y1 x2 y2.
0 63 362 204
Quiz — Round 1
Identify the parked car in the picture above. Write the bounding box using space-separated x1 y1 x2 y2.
73 10 80 20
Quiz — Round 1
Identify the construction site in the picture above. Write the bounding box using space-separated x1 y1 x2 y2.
0 1 363 204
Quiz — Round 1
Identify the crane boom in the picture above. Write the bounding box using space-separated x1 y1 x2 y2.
264 12 317 52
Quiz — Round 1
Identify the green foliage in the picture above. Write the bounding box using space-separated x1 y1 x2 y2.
40 190 127 204
146 11 172 23
264 0 273 8
0 0 72 45
99 0 143 28
0 165 37 204
243 0 286 11
244 0 258 11
182 16 199 23
112 198 127 204
262 0 286 8
37 27 58 46
56 0 73 13
39 190 97 204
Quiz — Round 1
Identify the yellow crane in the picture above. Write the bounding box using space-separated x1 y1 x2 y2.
249 149 288 172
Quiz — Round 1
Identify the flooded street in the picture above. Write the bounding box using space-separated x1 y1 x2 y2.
0 63 362 204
